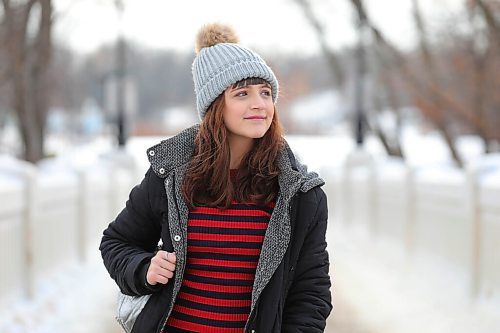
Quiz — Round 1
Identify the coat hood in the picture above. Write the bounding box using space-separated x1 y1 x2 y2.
146 125 324 198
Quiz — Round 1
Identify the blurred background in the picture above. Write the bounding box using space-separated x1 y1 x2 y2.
0 0 499 332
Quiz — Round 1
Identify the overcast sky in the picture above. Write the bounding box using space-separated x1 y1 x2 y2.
54 0 463 56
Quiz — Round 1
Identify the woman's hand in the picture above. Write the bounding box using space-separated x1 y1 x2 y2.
146 251 176 285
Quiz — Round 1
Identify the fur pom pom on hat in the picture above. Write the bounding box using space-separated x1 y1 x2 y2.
195 23 239 53
192 23 279 120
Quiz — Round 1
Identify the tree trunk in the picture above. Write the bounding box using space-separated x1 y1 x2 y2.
30 0 52 161
349 0 406 157
411 0 463 167
293 0 345 86
2 0 52 163
372 77 405 158
469 0 500 152
475 0 500 47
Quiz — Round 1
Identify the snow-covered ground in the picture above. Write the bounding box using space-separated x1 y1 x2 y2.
0 248 122 333
2 211 499 333
328 222 500 333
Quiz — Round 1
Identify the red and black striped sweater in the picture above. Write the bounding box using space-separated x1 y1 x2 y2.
165 201 274 333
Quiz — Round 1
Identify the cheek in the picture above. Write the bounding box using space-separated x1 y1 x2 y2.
221 107 231 123
221 110 239 130
268 107 275 120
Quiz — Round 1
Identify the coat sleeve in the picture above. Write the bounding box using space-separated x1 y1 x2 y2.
282 188 333 332
99 167 165 296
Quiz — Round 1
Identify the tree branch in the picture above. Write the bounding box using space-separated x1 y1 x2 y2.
294 0 345 85
474 0 500 47
2 0 10 11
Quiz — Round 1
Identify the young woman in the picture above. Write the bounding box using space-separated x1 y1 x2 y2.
100 23 332 333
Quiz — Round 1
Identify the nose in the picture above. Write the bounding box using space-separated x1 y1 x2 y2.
249 91 266 110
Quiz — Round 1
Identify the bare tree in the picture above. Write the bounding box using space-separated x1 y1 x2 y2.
1 0 53 163
294 0 345 86
294 0 408 157
473 0 500 46
465 0 500 151
410 0 464 166
347 0 495 166
346 0 407 157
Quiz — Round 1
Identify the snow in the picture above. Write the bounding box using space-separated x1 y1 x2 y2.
0 251 121 333
473 153 500 186
289 90 346 130
329 223 500 333
162 106 198 133
414 164 466 185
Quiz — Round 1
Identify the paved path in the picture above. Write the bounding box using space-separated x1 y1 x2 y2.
0 247 123 333
326 223 500 333
0 225 379 333
3 220 499 333
325 292 375 333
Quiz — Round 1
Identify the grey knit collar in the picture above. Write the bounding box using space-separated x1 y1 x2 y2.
146 124 324 196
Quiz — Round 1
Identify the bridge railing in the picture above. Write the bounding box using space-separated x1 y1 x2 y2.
0 153 139 309
322 151 500 301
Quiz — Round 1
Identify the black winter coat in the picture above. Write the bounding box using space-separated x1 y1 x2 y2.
100 126 332 332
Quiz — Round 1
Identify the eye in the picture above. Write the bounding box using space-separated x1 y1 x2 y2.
234 90 247 97
261 89 272 97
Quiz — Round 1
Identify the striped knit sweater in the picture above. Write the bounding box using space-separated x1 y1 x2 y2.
165 200 274 333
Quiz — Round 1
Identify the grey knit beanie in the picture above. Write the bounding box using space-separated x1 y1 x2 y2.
192 23 279 120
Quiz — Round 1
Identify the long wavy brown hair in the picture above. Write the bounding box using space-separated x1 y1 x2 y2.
182 79 284 209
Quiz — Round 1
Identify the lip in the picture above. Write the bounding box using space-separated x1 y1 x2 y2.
244 116 266 120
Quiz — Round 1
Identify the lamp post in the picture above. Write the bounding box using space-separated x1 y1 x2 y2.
115 0 127 147
353 5 367 147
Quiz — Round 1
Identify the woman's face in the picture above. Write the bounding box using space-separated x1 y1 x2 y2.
222 83 274 143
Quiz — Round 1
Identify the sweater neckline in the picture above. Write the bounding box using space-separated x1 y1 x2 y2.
229 168 239 179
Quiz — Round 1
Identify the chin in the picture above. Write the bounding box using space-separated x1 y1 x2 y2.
249 131 269 139
251 126 272 139
230 126 271 140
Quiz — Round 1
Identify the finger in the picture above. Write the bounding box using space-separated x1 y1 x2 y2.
148 269 172 285
151 252 165 265
155 268 174 283
160 261 176 272
156 250 168 259
155 275 169 285
164 251 177 264
159 269 174 279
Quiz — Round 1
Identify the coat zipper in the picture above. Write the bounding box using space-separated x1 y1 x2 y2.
245 299 259 333
284 193 300 302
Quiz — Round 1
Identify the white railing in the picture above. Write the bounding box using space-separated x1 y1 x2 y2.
32 164 80 287
322 151 500 301
472 156 500 299
0 152 139 309
2 143 499 310
0 162 29 307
